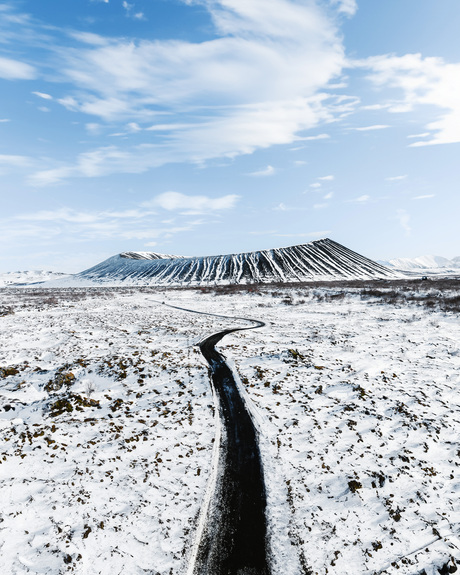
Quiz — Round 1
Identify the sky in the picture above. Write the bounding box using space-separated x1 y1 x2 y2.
1 0 460 273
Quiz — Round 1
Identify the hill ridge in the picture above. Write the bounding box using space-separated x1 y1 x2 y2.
76 238 399 285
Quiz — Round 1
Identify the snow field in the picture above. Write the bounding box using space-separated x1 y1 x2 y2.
1 286 459 575
0 290 219 575
222 290 460 574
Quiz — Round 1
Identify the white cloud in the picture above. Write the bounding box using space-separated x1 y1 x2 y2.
248 165 275 177
30 96 341 184
0 56 36 80
70 32 109 46
144 191 240 212
330 0 358 16
407 132 430 139
323 192 334 199
32 91 52 100
349 194 370 202
413 194 435 200
361 104 390 111
318 175 334 181
17 208 99 224
86 123 103 135
396 209 411 235
2 1 364 185
22 0 347 181
126 122 141 132
146 123 196 132
274 203 288 211
9 203 210 245
0 154 32 166
386 175 407 182
0 118 11 123
0 154 33 175
310 182 321 188
355 124 390 131
361 53 460 146
301 133 330 141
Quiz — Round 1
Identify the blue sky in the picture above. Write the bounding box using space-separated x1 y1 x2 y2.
1 0 460 272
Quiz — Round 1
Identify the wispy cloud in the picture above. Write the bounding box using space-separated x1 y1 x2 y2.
0 154 34 175
329 0 358 16
355 124 390 131
0 55 36 80
9 0 351 183
7 199 223 246
122 1 145 20
143 191 240 213
32 91 53 100
386 175 407 182
248 165 276 177
348 194 370 202
0 154 32 166
396 209 411 235
407 132 430 139
29 96 341 184
413 194 435 200
318 175 334 181
301 133 330 141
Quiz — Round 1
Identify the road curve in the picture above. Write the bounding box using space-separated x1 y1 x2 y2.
150 300 270 575
194 319 270 575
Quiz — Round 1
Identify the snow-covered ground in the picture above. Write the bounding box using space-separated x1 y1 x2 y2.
0 271 70 287
1 284 459 574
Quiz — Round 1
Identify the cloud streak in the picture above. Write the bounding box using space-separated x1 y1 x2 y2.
0 55 36 80
144 191 240 212
9 0 350 183
248 165 276 177
8 192 236 247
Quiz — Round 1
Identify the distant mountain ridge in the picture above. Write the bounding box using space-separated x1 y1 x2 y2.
75 238 400 285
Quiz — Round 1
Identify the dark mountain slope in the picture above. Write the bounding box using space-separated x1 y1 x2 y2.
76 238 399 285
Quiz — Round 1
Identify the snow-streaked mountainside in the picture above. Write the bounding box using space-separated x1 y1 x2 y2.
0 270 69 287
119 251 182 260
379 255 460 272
75 239 399 286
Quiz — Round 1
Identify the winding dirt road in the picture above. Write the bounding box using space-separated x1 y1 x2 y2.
152 301 270 574
193 321 270 575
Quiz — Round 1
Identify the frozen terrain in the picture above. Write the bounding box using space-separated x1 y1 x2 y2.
72 239 400 286
1 281 459 574
0 271 69 287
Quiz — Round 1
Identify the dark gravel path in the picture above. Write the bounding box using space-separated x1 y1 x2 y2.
194 324 270 575
151 301 270 574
